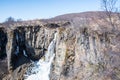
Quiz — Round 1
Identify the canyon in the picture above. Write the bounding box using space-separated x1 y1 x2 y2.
0 11 120 80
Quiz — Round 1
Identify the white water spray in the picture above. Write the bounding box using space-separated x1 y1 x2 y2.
24 32 57 80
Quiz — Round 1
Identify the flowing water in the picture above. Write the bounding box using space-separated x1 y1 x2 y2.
24 33 57 80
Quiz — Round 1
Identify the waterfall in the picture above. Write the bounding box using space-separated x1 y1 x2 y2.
23 50 28 57
15 46 19 55
15 33 19 55
45 32 57 62
24 32 57 80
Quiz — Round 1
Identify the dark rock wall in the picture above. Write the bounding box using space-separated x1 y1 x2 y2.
0 28 8 79
0 28 7 59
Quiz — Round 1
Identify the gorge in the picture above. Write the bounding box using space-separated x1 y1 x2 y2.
0 11 120 80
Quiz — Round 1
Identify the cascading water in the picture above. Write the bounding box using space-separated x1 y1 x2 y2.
24 32 57 80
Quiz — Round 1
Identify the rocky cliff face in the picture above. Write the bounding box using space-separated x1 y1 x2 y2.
51 26 120 80
0 12 120 80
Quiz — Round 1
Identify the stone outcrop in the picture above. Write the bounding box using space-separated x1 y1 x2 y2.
50 26 120 80
0 11 120 80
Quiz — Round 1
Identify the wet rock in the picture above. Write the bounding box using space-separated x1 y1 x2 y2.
0 58 8 79
0 28 7 59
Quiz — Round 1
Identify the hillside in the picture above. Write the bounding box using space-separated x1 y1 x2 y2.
0 11 120 80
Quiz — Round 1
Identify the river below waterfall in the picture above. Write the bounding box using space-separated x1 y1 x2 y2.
24 54 55 80
24 33 57 80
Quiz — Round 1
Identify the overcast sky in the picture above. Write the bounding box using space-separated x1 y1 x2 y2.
0 0 101 22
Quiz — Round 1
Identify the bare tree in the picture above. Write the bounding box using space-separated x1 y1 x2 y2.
2 17 17 27
5 17 15 23
17 19 22 22
101 0 119 31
